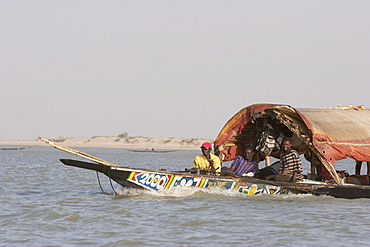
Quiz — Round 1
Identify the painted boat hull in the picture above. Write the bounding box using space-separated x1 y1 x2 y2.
60 159 370 198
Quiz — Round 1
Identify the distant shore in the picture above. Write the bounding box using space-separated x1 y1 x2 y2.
0 136 214 150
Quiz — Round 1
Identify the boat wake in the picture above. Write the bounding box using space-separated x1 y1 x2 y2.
112 186 242 198
112 185 317 200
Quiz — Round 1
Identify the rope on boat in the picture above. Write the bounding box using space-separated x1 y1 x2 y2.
96 170 118 196
107 168 118 196
96 171 109 195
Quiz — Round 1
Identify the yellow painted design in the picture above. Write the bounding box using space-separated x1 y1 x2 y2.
128 172 136 180
248 184 258 195
199 179 206 187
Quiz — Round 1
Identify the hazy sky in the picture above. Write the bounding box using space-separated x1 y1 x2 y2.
1 1 369 140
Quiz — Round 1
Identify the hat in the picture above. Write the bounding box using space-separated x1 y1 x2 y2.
200 142 212 149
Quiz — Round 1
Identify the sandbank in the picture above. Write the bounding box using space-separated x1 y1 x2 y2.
0 136 214 150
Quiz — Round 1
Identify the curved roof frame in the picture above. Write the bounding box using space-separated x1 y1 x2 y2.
214 104 370 185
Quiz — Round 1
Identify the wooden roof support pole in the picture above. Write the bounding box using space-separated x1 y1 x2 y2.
262 117 271 167
273 112 343 185
310 151 316 180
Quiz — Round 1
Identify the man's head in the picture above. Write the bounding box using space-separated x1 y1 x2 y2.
200 142 212 156
282 138 292 152
244 147 254 161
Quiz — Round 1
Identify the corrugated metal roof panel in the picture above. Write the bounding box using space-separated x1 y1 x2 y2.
297 108 370 143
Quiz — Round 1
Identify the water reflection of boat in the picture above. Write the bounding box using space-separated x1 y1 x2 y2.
39 103 370 199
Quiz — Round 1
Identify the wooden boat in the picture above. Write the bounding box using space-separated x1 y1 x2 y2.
0 147 26 150
57 158 370 198
39 103 370 199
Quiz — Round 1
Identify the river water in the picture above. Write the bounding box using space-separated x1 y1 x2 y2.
1 145 370 246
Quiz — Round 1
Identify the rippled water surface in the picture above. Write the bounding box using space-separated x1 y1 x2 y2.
1 146 370 246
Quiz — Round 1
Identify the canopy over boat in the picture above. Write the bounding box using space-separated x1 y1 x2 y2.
214 104 370 185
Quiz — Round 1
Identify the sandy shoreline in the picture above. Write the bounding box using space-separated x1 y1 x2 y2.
0 136 214 150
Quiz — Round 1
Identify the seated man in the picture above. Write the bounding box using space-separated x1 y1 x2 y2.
266 138 303 182
229 147 259 176
254 161 280 180
193 142 221 175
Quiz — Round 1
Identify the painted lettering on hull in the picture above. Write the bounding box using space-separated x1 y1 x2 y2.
208 180 235 189
128 172 209 191
128 172 290 195
237 183 290 195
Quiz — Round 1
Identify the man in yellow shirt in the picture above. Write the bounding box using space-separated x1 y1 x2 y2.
193 142 221 175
